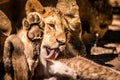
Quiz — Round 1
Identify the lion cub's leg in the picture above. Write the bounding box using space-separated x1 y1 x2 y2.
22 12 44 78
3 35 29 80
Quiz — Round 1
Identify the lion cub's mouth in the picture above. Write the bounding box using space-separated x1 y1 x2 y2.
45 47 60 59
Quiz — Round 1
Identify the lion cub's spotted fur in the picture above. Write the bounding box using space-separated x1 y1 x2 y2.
58 56 120 80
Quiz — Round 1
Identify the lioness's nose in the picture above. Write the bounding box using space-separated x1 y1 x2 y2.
56 39 65 45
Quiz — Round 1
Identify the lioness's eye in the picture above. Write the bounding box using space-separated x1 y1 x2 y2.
47 23 55 29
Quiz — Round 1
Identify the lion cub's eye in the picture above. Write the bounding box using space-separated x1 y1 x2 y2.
47 23 55 29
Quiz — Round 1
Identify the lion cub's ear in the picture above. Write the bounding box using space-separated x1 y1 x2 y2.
25 0 45 15
62 16 75 31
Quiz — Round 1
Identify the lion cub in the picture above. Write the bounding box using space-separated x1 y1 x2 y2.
3 12 44 80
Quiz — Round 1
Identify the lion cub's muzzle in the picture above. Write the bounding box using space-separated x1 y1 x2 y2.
44 40 66 59
45 47 60 59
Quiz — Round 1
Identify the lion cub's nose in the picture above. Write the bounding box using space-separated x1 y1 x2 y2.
56 39 65 46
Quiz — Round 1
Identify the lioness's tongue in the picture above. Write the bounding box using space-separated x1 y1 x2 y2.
46 50 55 59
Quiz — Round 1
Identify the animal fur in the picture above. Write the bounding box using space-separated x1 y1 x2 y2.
3 12 44 80
25 0 86 79
24 0 117 80
3 35 29 80
58 56 120 80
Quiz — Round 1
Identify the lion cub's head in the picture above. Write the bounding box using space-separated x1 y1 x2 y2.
25 0 77 59
40 7 73 59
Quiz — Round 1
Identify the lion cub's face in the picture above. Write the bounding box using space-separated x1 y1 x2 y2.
41 8 68 59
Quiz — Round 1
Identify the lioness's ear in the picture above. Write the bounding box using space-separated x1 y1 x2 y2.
25 0 45 15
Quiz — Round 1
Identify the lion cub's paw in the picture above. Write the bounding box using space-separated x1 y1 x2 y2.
22 12 45 40
22 12 44 30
